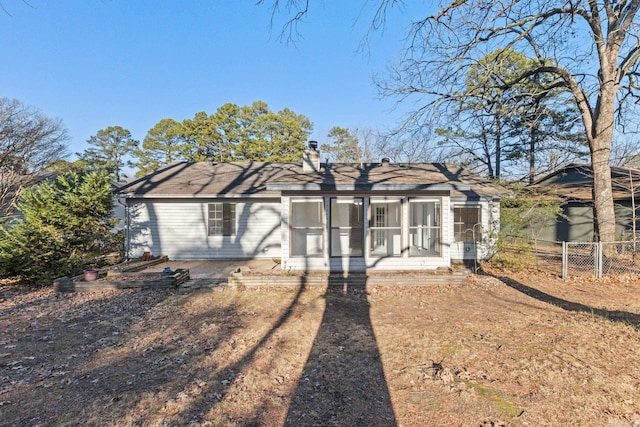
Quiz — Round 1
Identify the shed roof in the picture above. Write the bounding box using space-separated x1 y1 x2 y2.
118 161 505 199
534 163 640 201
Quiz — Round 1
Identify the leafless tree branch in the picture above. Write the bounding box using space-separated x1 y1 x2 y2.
0 98 68 218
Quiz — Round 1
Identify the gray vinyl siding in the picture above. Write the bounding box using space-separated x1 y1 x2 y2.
126 198 281 260
534 201 638 243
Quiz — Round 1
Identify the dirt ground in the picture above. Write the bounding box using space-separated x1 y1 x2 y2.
1 266 639 427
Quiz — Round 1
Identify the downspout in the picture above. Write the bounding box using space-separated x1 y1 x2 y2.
118 196 130 261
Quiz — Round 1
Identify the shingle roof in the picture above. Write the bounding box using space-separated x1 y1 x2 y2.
118 161 505 199
118 161 292 198
535 163 640 201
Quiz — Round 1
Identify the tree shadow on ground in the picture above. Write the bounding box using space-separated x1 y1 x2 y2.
285 279 397 427
29 285 307 426
0 290 56 317
495 274 640 329
0 288 177 426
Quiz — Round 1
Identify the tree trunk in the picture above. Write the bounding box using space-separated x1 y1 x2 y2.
529 123 535 185
591 150 615 242
590 83 617 243
495 120 501 179
587 43 619 244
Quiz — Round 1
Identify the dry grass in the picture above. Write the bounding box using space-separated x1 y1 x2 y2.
0 268 639 426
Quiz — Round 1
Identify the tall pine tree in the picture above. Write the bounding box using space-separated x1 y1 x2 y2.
133 119 185 176
78 126 138 181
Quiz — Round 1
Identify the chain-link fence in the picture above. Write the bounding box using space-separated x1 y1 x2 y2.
533 240 563 276
562 241 640 278
494 239 563 276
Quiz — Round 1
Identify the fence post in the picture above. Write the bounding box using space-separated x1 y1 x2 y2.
562 241 567 279
596 242 603 279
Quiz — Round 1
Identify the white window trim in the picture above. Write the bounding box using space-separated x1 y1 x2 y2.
207 202 236 237
289 197 325 258
369 199 403 257
330 197 365 258
453 204 482 243
408 198 442 257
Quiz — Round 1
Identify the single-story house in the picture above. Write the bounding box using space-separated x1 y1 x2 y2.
117 143 504 272
534 163 640 242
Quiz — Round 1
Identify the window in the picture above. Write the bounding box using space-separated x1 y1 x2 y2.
454 206 481 242
208 203 236 236
290 199 324 256
369 200 402 256
409 201 441 256
330 197 364 257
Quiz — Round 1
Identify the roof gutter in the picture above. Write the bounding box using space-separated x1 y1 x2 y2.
266 183 472 191
118 193 281 199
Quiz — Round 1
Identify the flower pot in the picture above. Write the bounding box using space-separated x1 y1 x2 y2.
83 269 99 281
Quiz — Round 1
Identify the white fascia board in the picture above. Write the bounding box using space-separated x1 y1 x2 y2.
266 183 471 191
120 193 279 199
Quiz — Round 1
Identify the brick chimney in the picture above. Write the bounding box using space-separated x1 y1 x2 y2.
302 140 320 172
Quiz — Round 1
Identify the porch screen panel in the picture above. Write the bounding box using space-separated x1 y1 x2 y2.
454 206 482 242
409 201 441 256
290 199 323 256
369 200 402 256
330 197 364 257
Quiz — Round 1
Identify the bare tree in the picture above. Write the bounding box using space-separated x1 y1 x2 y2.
611 137 640 167
377 133 438 163
383 0 640 243
0 98 68 217
355 127 377 163
260 0 640 243
0 0 35 17
320 126 379 163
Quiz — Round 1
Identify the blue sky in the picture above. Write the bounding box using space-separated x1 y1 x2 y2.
2 1 430 163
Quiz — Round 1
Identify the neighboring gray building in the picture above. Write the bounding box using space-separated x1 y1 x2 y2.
118 145 504 272
535 164 640 242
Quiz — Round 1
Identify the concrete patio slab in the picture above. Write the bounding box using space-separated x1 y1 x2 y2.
139 259 281 287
